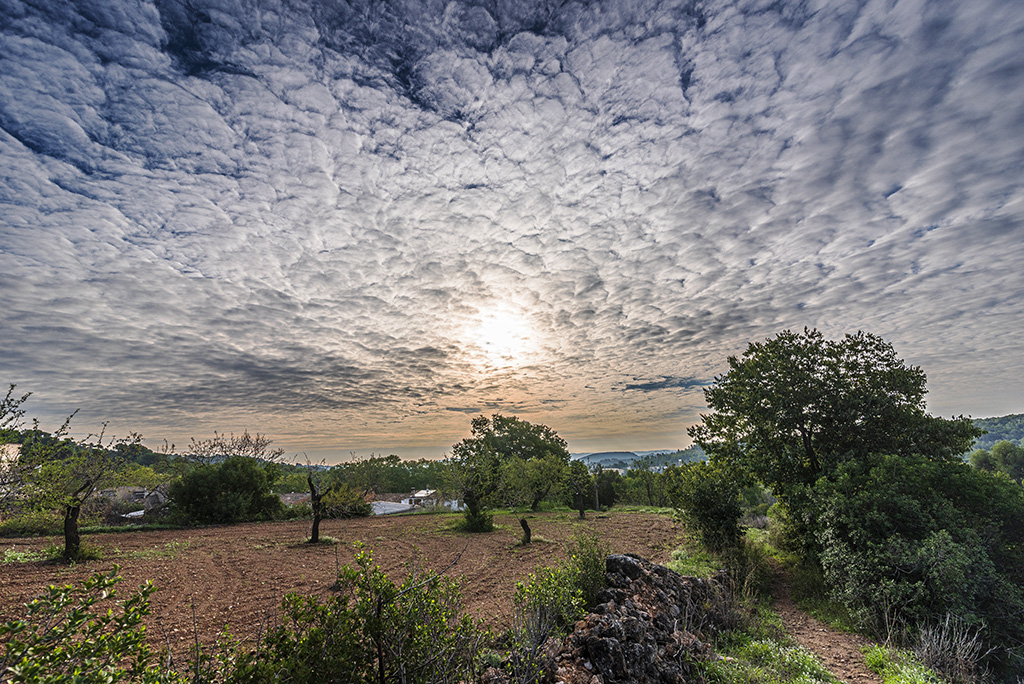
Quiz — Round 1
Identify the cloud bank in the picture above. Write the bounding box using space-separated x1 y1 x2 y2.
2 0 1022 458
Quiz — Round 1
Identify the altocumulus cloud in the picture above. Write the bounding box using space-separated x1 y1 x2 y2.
1 0 1022 458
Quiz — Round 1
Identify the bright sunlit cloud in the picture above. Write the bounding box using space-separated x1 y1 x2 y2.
466 306 537 370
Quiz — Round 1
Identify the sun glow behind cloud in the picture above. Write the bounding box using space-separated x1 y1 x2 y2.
467 306 536 370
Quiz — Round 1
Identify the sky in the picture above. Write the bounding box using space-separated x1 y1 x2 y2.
1 0 1022 464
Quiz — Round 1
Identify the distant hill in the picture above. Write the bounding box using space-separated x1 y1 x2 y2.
572 445 705 470
972 414 1024 450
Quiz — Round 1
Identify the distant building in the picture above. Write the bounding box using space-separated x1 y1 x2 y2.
98 486 149 503
279 492 311 506
400 489 463 512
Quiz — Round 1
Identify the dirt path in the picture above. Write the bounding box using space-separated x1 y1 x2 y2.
772 570 882 684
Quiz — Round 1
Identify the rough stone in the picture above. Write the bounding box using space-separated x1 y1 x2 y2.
487 553 731 684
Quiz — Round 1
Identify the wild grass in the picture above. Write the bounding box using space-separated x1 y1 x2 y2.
120 540 191 560
864 645 946 684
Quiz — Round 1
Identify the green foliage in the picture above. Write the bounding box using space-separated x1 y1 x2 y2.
0 567 184 683
594 467 620 508
619 454 670 506
689 328 981 503
504 530 609 682
665 461 744 552
563 460 593 518
447 415 570 531
321 481 372 518
702 638 839 684
669 546 721 578
18 421 135 561
564 529 610 610
864 646 945 684
168 456 284 525
459 507 494 533
0 510 61 538
970 414 1024 451
226 544 485 684
507 565 584 683
968 440 1024 483
812 453 1024 662
333 454 449 497
2 548 46 564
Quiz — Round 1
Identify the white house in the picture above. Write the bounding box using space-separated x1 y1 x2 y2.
400 489 464 512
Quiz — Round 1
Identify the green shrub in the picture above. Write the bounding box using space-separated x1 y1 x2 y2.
0 566 184 683
507 564 584 683
565 529 609 610
665 461 743 552
813 453 1024 668
222 544 485 684
168 456 284 525
503 531 615 683
460 507 493 533
321 482 372 518
0 510 61 537
719 538 773 601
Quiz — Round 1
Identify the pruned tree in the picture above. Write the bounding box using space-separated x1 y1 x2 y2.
20 418 134 561
183 430 284 466
303 455 329 543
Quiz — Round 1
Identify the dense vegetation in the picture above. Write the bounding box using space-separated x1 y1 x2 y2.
971 414 1024 450
680 329 1024 681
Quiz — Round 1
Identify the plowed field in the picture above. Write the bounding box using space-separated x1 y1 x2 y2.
0 511 682 663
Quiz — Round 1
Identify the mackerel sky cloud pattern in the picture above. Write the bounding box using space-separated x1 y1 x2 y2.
1 0 1022 459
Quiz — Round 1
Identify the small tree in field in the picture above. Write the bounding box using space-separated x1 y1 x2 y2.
564 460 593 519
447 415 570 532
19 418 134 561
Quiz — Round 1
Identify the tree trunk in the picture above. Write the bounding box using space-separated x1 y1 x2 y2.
575 492 586 519
63 504 81 560
308 472 323 543
519 516 532 544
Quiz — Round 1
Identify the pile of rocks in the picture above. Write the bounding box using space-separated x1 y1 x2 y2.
484 554 733 684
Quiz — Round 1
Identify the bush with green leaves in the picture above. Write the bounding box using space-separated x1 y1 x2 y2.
321 481 372 518
223 544 485 684
665 461 744 552
564 529 610 610
813 453 1024 673
0 567 184 683
504 530 610 682
168 456 283 525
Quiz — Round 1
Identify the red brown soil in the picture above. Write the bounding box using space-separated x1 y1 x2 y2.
0 512 683 663
1 513 882 683
771 570 882 684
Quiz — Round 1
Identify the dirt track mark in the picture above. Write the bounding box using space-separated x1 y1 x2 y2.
772 570 882 684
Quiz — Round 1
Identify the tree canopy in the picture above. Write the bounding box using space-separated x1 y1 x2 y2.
447 414 570 531
689 328 980 500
